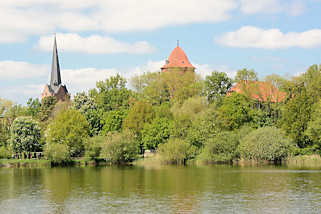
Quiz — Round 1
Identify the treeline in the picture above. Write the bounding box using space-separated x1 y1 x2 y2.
0 64 321 165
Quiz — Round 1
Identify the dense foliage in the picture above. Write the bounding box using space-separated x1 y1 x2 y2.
239 127 293 162
100 131 139 164
199 131 240 163
46 109 89 157
10 117 41 153
158 138 196 164
1 64 321 165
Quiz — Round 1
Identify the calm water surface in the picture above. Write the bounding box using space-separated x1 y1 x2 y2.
0 165 321 214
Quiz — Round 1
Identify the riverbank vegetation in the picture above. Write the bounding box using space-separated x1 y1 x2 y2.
1 65 321 166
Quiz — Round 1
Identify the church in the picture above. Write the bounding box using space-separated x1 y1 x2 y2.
41 35 69 101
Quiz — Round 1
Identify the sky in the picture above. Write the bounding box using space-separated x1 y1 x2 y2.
0 0 321 104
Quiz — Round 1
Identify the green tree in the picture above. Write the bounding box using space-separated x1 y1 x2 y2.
305 101 321 153
235 68 258 82
157 138 196 165
46 109 89 157
101 109 128 135
281 85 313 147
10 117 41 153
100 131 139 164
38 96 57 122
218 93 252 130
142 117 172 150
199 131 240 163
204 71 232 103
73 92 102 136
239 127 293 162
25 98 41 118
162 70 203 104
93 74 133 112
44 144 70 164
123 101 154 136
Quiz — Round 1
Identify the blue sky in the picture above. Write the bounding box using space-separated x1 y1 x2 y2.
0 0 320 104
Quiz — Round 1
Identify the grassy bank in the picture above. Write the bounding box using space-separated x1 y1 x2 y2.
0 159 51 168
0 158 110 168
2 154 321 168
286 155 321 168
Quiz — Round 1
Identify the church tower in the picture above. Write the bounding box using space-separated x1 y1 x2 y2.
41 34 69 101
161 41 195 73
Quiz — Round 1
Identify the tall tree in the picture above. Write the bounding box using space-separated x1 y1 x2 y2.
204 71 232 103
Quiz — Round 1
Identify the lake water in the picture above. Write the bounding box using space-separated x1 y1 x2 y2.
0 165 321 214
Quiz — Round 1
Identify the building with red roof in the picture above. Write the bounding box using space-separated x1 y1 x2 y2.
228 81 286 103
161 43 195 73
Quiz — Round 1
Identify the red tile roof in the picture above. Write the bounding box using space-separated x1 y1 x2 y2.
228 81 286 103
161 46 194 69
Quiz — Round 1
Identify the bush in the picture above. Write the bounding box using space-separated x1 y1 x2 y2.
199 131 239 163
157 138 196 165
84 136 106 160
10 116 41 153
46 109 89 157
100 131 139 164
44 144 70 164
0 146 11 159
239 127 293 162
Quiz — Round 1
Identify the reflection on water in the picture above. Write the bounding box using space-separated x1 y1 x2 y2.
0 165 321 214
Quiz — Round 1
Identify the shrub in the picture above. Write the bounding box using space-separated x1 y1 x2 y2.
199 131 240 163
44 144 70 164
239 127 293 162
84 136 106 160
46 109 89 157
157 138 196 165
0 146 11 159
100 131 139 164
10 116 41 153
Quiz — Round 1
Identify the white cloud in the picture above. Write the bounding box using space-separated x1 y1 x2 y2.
0 0 237 43
216 26 321 49
195 64 237 78
0 61 48 79
240 0 305 16
240 0 282 14
61 68 119 94
37 33 155 54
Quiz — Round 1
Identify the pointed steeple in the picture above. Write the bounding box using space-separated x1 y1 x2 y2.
50 33 61 92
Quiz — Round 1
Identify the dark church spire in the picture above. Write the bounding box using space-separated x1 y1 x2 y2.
50 33 61 92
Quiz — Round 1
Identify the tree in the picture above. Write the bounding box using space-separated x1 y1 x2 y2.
123 101 154 136
25 98 41 118
171 96 208 139
0 98 24 146
218 93 252 130
204 71 232 103
142 117 172 150
10 117 41 153
100 131 139 164
305 101 321 153
38 96 57 122
73 92 102 136
93 74 133 112
157 138 196 165
239 127 293 162
235 68 258 82
281 85 313 147
46 109 89 157
101 109 128 135
162 70 203 104
199 131 240 163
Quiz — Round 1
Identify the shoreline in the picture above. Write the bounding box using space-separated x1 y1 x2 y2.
1 154 321 169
